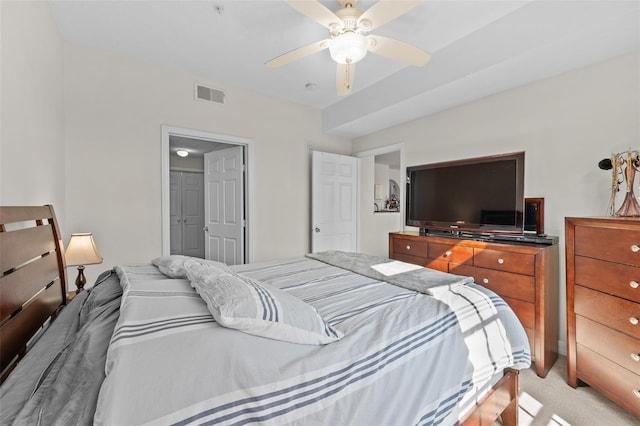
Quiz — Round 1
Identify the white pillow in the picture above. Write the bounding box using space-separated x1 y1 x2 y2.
151 255 231 278
184 260 343 345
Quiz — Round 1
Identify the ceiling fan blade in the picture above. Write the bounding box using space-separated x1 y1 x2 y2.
367 34 431 67
284 0 341 29
336 63 355 96
358 0 425 31
265 39 330 68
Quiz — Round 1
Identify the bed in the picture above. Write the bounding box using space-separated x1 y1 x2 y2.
0 206 529 425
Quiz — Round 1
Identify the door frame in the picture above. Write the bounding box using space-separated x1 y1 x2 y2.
354 142 406 237
161 125 254 262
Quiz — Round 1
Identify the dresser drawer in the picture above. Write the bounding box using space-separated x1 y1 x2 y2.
473 248 535 275
577 344 640 417
428 242 473 265
393 238 428 258
424 258 449 273
575 256 640 303
576 315 640 374
455 264 535 303
575 225 640 267
392 253 427 267
574 285 640 338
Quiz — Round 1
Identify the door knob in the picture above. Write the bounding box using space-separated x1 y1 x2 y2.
314 227 320 233
203 226 208 232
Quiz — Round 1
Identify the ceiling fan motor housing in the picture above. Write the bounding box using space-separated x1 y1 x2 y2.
333 6 364 34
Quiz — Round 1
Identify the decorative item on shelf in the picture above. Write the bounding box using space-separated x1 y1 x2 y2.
599 150 640 217
387 194 399 210
64 233 103 293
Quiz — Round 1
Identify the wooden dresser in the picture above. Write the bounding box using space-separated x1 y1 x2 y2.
565 217 640 417
389 231 559 378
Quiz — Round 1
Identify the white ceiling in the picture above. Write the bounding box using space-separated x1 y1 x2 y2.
49 0 639 139
169 135 228 158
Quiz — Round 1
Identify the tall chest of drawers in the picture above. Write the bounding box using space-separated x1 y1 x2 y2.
389 231 559 378
565 217 640 417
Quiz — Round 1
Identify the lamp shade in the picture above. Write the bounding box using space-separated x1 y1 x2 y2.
65 233 103 266
329 32 368 64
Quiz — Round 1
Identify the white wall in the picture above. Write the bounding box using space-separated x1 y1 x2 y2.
374 163 390 203
63 43 351 284
352 52 640 353
359 156 403 257
0 1 65 223
170 153 204 171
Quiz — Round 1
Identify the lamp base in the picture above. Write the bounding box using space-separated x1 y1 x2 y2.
616 191 640 217
75 265 86 294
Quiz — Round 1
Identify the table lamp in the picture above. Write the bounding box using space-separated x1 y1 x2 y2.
65 233 103 293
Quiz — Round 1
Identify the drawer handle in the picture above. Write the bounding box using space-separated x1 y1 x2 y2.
444 250 452 257
630 317 639 326
632 245 640 253
497 258 504 264
634 390 640 399
483 278 489 284
406 245 411 251
631 353 640 362
631 281 639 289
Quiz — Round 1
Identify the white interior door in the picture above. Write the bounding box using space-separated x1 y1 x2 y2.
169 171 182 255
312 151 358 253
204 146 245 265
169 171 205 257
181 172 205 258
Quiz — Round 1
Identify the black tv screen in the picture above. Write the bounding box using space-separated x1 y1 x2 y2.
406 152 525 234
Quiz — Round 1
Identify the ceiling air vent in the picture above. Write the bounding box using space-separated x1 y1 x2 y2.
195 83 225 104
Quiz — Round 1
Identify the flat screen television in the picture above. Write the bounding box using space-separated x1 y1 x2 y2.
406 152 525 235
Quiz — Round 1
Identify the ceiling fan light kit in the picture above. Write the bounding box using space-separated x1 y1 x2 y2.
266 0 430 96
329 32 368 64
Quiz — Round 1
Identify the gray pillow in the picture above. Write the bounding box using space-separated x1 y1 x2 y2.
151 255 231 278
184 260 343 345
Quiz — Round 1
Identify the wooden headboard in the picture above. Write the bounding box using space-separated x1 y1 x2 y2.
0 205 68 382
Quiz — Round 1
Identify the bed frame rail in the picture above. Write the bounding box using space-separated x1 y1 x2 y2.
0 205 68 382
460 368 519 426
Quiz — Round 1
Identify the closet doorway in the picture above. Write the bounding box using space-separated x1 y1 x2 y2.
161 126 253 264
170 170 205 257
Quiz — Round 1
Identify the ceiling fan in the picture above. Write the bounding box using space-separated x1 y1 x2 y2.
265 0 431 96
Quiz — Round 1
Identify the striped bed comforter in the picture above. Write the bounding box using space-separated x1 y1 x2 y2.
94 256 530 426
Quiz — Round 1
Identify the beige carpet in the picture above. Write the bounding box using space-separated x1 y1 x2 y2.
513 355 638 425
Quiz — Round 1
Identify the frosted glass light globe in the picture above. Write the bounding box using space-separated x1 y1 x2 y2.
329 32 368 64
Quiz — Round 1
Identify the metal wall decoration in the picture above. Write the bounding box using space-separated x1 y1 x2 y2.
599 150 640 217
